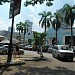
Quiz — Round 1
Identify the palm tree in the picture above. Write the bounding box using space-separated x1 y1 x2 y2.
52 12 63 45
16 22 23 41
22 22 29 43
0 0 9 5
63 4 75 48
39 11 53 33
24 0 53 7
39 11 53 44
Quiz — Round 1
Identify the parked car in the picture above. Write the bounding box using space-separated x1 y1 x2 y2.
19 44 25 49
25 45 32 50
52 45 74 61
28 45 32 50
47 46 53 53
0 45 24 55
0 45 8 54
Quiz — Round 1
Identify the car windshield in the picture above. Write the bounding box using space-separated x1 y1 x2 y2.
60 46 72 50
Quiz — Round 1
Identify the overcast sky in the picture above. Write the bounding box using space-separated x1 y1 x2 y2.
0 0 74 32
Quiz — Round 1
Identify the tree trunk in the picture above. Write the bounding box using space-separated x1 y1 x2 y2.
71 21 73 48
23 33 25 43
45 17 46 45
70 10 74 48
56 24 58 45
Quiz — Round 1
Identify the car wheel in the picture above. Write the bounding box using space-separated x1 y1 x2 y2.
2 50 7 55
70 58 73 61
52 53 55 57
57 54 60 59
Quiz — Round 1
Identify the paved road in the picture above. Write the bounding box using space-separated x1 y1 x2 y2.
0 50 75 75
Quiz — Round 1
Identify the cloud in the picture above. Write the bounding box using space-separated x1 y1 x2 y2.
29 15 44 32
0 18 11 30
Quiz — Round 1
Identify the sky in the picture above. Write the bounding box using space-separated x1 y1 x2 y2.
0 0 75 32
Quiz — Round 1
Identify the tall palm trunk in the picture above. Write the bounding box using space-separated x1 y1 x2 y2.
45 17 46 45
70 10 74 48
19 30 20 37
18 30 21 42
71 23 73 48
23 32 25 43
56 26 58 45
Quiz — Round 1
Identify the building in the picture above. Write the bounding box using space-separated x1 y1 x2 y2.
46 1 75 46
24 20 33 44
0 30 18 40
8 26 15 32
47 27 75 46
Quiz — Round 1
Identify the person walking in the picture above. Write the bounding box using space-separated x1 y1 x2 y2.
13 44 16 58
15 43 20 58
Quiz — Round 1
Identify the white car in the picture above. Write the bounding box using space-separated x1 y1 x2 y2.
25 45 32 50
0 45 8 54
0 45 24 55
47 46 53 53
52 45 74 61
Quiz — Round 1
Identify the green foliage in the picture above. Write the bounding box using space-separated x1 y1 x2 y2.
33 32 46 46
22 22 29 34
52 12 62 31
16 22 23 32
62 4 75 48
24 0 54 7
16 21 30 43
39 11 53 33
16 22 23 39
63 4 75 26
0 0 10 5
21 21 30 42
52 12 62 45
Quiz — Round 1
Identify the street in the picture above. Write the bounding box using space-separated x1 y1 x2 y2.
0 50 75 75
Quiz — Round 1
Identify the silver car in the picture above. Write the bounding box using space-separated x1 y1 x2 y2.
0 45 8 54
52 45 74 61
0 45 24 55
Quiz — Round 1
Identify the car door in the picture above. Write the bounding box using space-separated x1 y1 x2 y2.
52 46 57 57
55 46 59 57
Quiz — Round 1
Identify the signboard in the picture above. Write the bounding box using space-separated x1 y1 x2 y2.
9 0 21 19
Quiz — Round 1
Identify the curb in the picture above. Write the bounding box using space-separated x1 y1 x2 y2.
0 61 25 67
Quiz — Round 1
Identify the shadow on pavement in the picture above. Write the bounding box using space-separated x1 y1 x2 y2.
0 66 10 75
0 65 75 75
57 58 75 63
23 56 52 62
11 66 75 75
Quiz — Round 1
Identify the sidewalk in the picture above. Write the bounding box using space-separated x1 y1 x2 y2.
0 53 46 67
0 55 25 67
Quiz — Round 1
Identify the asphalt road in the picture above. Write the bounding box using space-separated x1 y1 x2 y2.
0 50 75 75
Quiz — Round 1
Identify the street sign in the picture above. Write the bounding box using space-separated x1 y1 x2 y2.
9 0 21 19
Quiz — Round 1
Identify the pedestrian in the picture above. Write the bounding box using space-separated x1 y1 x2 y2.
15 43 20 58
13 44 16 58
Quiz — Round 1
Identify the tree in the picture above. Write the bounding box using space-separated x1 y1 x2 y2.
52 12 63 45
21 22 29 43
0 0 10 5
63 4 75 48
24 0 54 7
39 11 53 44
39 11 53 33
33 32 46 57
16 22 23 41
33 32 46 48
